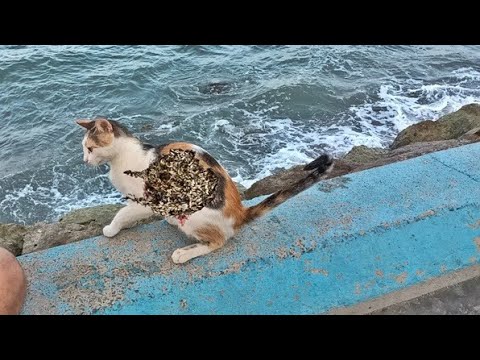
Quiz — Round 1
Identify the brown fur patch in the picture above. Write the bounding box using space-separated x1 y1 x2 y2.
159 142 247 229
76 119 95 130
222 178 247 231
194 225 227 249
244 202 270 222
79 117 132 140
243 157 333 225
195 154 225 174
160 142 194 154
86 129 113 148
244 184 301 224
108 119 134 138
95 119 113 133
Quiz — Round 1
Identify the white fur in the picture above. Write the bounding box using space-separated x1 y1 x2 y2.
171 244 212 264
81 137 115 166
169 208 235 264
82 131 235 263
108 138 156 197
82 135 156 235
172 207 235 239
103 201 153 237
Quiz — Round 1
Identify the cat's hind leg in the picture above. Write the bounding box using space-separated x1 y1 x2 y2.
103 202 153 237
171 225 226 264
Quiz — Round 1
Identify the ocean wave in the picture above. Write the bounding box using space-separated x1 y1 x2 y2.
0 163 123 224
1 46 480 223
229 75 480 187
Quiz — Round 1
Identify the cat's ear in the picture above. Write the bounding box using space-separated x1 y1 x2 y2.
76 119 95 130
95 119 114 133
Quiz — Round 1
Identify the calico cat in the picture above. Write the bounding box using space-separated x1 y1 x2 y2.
76 117 334 263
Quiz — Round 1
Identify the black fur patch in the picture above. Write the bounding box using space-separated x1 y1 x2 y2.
206 172 226 209
180 244 201 250
304 154 333 171
107 119 134 138
245 153 334 223
198 151 222 168
142 143 155 151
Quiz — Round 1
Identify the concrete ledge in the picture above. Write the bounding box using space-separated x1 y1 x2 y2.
371 266 480 314
19 143 480 314
329 264 480 314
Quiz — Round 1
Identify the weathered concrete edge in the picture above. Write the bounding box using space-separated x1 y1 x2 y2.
18 142 480 314
328 264 480 315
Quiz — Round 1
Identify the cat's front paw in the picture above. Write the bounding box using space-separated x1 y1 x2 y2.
171 248 190 264
103 224 120 238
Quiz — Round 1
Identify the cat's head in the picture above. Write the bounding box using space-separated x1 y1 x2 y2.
76 118 132 165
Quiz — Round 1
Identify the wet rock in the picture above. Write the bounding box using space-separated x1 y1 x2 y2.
342 145 389 164
200 82 231 95
0 224 27 256
141 124 154 132
59 204 125 225
23 222 96 254
244 138 480 200
20 204 165 255
244 165 305 200
391 103 480 149
460 127 480 141
234 182 247 199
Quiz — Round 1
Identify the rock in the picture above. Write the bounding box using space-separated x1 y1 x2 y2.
59 204 125 225
8 103 480 255
0 224 27 256
233 182 247 199
244 137 480 200
23 222 96 254
459 127 480 141
342 145 389 164
244 165 305 199
200 82 231 95
23 204 162 255
391 103 480 149
141 124 154 132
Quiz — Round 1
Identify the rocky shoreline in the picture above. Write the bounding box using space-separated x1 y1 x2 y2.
2 103 480 256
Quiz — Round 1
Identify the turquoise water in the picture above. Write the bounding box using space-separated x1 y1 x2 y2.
1 45 479 224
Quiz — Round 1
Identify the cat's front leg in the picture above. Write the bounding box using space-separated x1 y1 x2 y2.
103 202 153 237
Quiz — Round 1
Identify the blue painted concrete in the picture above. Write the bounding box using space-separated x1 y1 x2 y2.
19 143 480 314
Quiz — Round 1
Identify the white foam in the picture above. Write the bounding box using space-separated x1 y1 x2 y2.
0 163 123 224
452 67 480 81
154 123 179 134
212 119 230 130
4 48 480 222
52 191 123 219
230 75 480 188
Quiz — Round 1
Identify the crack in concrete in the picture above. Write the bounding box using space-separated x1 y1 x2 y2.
430 155 480 184
342 203 480 241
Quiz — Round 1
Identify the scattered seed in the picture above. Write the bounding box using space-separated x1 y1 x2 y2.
124 149 219 217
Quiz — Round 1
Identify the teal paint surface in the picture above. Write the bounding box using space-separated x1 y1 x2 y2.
19 143 480 314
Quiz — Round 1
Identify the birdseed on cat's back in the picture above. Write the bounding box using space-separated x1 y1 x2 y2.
124 149 219 217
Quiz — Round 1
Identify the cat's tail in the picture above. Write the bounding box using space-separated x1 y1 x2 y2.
243 154 334 224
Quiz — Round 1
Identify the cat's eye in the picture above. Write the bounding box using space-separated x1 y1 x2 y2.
87 147 93 153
